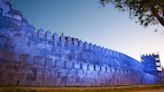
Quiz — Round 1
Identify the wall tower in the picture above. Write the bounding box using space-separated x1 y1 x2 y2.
141 53 162 75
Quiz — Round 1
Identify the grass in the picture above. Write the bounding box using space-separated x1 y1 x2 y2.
0 85 164 92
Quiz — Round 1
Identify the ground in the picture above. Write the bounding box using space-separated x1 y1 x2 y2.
0 85 164 92
132 89 164 92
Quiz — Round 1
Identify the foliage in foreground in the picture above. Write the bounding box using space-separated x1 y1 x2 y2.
100 0 164 28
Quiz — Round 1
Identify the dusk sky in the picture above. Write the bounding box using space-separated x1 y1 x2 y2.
11 0 164 67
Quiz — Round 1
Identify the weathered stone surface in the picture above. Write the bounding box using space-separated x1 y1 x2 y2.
45 58 54 67
33 56 45 66
37 28 45 39
0 0 161 87
20 54 31 64
45 31 52 40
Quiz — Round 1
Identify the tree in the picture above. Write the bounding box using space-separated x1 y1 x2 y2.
100 0 164 27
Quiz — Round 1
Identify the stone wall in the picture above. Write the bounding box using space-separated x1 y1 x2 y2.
0 28 159 86
158 72 164 84
0 51 145 86
0 0 160 86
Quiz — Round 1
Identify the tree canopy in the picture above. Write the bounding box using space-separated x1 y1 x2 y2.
100 0 164 28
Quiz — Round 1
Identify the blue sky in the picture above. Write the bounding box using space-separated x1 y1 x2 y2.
11 0 164 67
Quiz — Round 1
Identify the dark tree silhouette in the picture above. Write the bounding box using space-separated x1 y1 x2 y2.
100 0 164 27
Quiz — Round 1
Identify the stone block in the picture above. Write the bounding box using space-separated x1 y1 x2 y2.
66 61 73 69
53 32 59 41
0 51 5 61
83 63 87 71
105 49 109 55
111 68 115 73
75 63 80 69
14 14 22 20
96 65 100 71
101 66 106 72
93 44 97 51
105 67 108 72
109 50 112 56
0 36 7 46
113 51 116 57
67 36 72 46
83 41 89 49
78 40 83 47
115 51 119 57
72 62 75 68
37 28 45 39
0 52 18 62
53 32 59 46
97 46 101 52
63 61 67 69
60 33 65 47
73 38 78 46
32 31 37 39
101 47 105 54
89 43 93 50
56 60 64 68
89 64 94 71
45 58 54 67
20 54 32 64
45 31 52 40
33 56 45 66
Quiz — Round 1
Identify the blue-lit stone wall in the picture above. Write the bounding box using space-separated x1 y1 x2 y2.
141 54 158 75
0 0 159 86
0 21 159 86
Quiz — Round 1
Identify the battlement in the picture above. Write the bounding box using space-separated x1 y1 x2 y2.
0 0 160 86
23 28 127 59
0 24 127 62
141 53 160 64
0 27 130 70
141 53 159 59
141 53 162 74
0 29 147 74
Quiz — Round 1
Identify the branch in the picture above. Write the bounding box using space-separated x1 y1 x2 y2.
151 6 164 27
155 13 164 27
